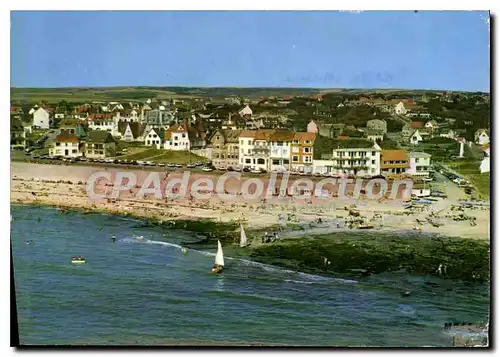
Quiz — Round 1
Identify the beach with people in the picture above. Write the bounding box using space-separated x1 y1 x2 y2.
11 162 490 241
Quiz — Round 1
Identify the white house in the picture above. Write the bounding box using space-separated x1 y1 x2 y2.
394 102 407 115
268 130 294 172
87 114 120 137
408 152 432 177
163 123 191 151
144 128 165 149
480 146 490 174
329 140 382 176
440 129 456 139
409 130 424 145
49 132 82 158
307 120 318 133
32 107 50 129
474 129 490 145
239 130 256 169
239 105 253 117
411 183 431 197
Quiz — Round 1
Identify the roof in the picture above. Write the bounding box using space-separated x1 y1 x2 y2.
89 113 114 120
118 121 146 138
164 123 188 141
270 129 295 142
254 129 275 141
239 130 257 138
475 129 490 136
86 130 116 143
331 138 375 149
409 151 431 158
381 150 409 162
55 131 79 143
59 118 80 128
293 132 317 145
410 121 424 128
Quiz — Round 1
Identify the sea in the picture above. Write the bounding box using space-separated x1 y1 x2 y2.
11 204 490 346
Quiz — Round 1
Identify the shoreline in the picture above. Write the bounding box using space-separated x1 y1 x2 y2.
11 162 490 241
11 162 491 282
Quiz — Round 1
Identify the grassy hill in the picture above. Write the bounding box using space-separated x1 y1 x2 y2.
12 86 484 104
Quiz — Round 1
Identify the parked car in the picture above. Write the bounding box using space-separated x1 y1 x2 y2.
186 163 196 168
175 164 183 168
202 166 214 172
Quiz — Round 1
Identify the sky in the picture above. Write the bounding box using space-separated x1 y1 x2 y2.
10 11 490 91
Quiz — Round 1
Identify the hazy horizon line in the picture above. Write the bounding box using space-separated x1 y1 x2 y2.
10 85 490 94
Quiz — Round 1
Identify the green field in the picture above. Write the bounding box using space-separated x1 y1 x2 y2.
117 147 207 164
447 159 490 198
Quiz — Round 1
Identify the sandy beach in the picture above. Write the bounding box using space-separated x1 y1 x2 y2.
10 162 490 240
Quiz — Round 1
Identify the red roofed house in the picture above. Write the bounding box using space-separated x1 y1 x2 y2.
49 131 83 158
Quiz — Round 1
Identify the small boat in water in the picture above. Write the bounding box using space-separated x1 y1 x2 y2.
71 256 86 264
211 240 224 274
240 224 247 248
136 235 144 241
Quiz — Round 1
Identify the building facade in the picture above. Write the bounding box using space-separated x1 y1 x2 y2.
211 129 242 169
408 152 432 177
49 132 83 158
85 130 117 159
380 150 410 176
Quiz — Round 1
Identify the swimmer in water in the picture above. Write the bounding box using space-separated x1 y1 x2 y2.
111 235 116 242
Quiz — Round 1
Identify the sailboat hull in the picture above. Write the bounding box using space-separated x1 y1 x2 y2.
211 265 224 274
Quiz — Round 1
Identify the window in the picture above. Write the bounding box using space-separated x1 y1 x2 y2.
304 156 312 163
216 136 220 140
245 158 251 164
292 147 299 153
372 151 376 156
174 143 178 146
304 147 311 153
257 158 265 165
56 142 60 146
390 160 394 164
293 140 299 144
305 140 311 144
292 156 299 162
240 140 244 145
72 149 77 154
283 159 289 164
182 134 186 138
248 140 251 145
415 158 420 163
272 159 280 165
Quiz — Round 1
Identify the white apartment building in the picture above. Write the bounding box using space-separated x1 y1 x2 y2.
268 130 294 172
408 152 432 177
239 131 256 169
327 141 382 176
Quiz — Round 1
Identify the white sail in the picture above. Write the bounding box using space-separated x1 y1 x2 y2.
215 240 224 266
240 224 247 248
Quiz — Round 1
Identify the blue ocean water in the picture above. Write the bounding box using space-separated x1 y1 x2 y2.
11 205 489 346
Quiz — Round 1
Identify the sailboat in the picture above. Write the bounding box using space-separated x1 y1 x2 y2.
240 224 247 248
211 240 224 274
